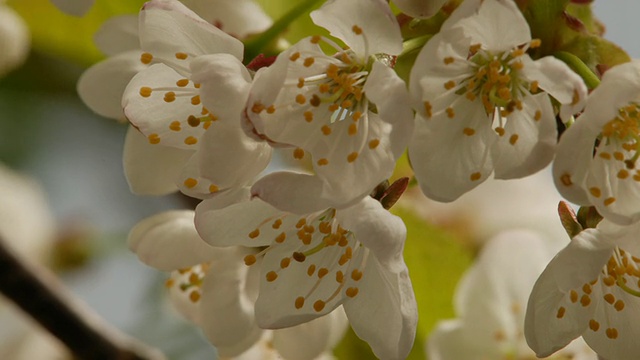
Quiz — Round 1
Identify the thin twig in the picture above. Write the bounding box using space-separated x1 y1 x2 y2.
0 235 166 360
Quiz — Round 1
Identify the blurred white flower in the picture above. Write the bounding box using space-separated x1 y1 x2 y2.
429 229 596 360
0 1 29 77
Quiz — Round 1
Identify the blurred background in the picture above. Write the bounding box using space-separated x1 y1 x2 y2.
0 0 637 359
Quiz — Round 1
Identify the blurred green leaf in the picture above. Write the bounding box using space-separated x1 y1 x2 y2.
8 0 145 66
334 207 472 359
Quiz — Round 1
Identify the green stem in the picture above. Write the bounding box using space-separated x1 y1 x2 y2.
399 34 433 59
244 0 324 61
553 51 601 90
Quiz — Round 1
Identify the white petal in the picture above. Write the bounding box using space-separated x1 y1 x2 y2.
93 15 139 56
409 98 495 202
250 172 342 215
180 0 272 39
50 0 95 16
552 115 596 206
175 152 229 199
200 247 263 357
394 0 447 18
195 194 286 247
525 229 613 358
140 0 243 66
492 93 556 179
338 197 406 271
0 5 29 76
122 126 192 196
310 0 402 57
520 56 587 121
451 0 530 52
122 63 206 149
343 252 417 360
78 50 146 120
128 210 218 271
272 308 348 360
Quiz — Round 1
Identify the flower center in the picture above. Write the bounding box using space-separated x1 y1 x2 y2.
165 263 210 304
242 208 366 313
600 103 640 169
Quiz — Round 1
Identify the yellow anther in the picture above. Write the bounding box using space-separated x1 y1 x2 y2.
165 278 174 288
304 111 314 122
560 173 573 187
297 77 305 88
556 306 566 319
266 271 278 282
444 80 456 90
248 229 260 239
318 158 329 166
351 269 363 281
251 102 265 114
139 87 152 97
310 35 321 44
310 95 321 107
589 319 600 331
303 57 315 67
424 101 432 118
582 283 592 294
509 134 519 145
580 294 591 307
266 105 276 114
176 79 189 87
272 219 282 229
275 232 286 243
293 148 305 159
280 258 291 269
572 88 580 105
604 197 616 206
319 83 330 93
293 252 306 262
175 52 188 60
530 39 542 48
164 92 176 102
368 139 380 149
191 95 201 105
338 254 349 266
614 152 624 161
606 327 619 339
443 56 455 64
209 184 219 193
470 172 481 181
313 300 326 312
290 52 301 61
328 103 339 112
307 264 316 276
352 25 363 35
346 287 359 298
469 44 482 54
589 187 601 198
614 299 625 311
244 254 257 266
446 107 455 118
296 218 306 228
463 128 475 136
183 178 198 188
618 169 629 179
169 121 181 131
140 52 153 64
321 125 332 135
295 94 306 104
184 136 198 145
189 291 201 303
348 124 357 136
318 268 329 278
347 152 358 163
295 296 305 309
530 81 539 93
148 134 160 145
570 290 578 303
336 271 344 283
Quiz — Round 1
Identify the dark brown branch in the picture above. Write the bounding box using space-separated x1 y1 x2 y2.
0 235 166 360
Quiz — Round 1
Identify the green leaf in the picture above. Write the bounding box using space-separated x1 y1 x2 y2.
334 207 472 359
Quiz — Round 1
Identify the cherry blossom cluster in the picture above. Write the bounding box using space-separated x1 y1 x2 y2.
75 0 640 358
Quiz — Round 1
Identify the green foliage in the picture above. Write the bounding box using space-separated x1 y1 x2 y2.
334 207 473 359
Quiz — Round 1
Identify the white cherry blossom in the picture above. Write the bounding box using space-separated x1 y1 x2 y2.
428 230 596 360
408 0 586 202
194 186 417 360
118 0 271 197
129 210 347 360
245 0 413 213
554 60 640 226
525 221 640 360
